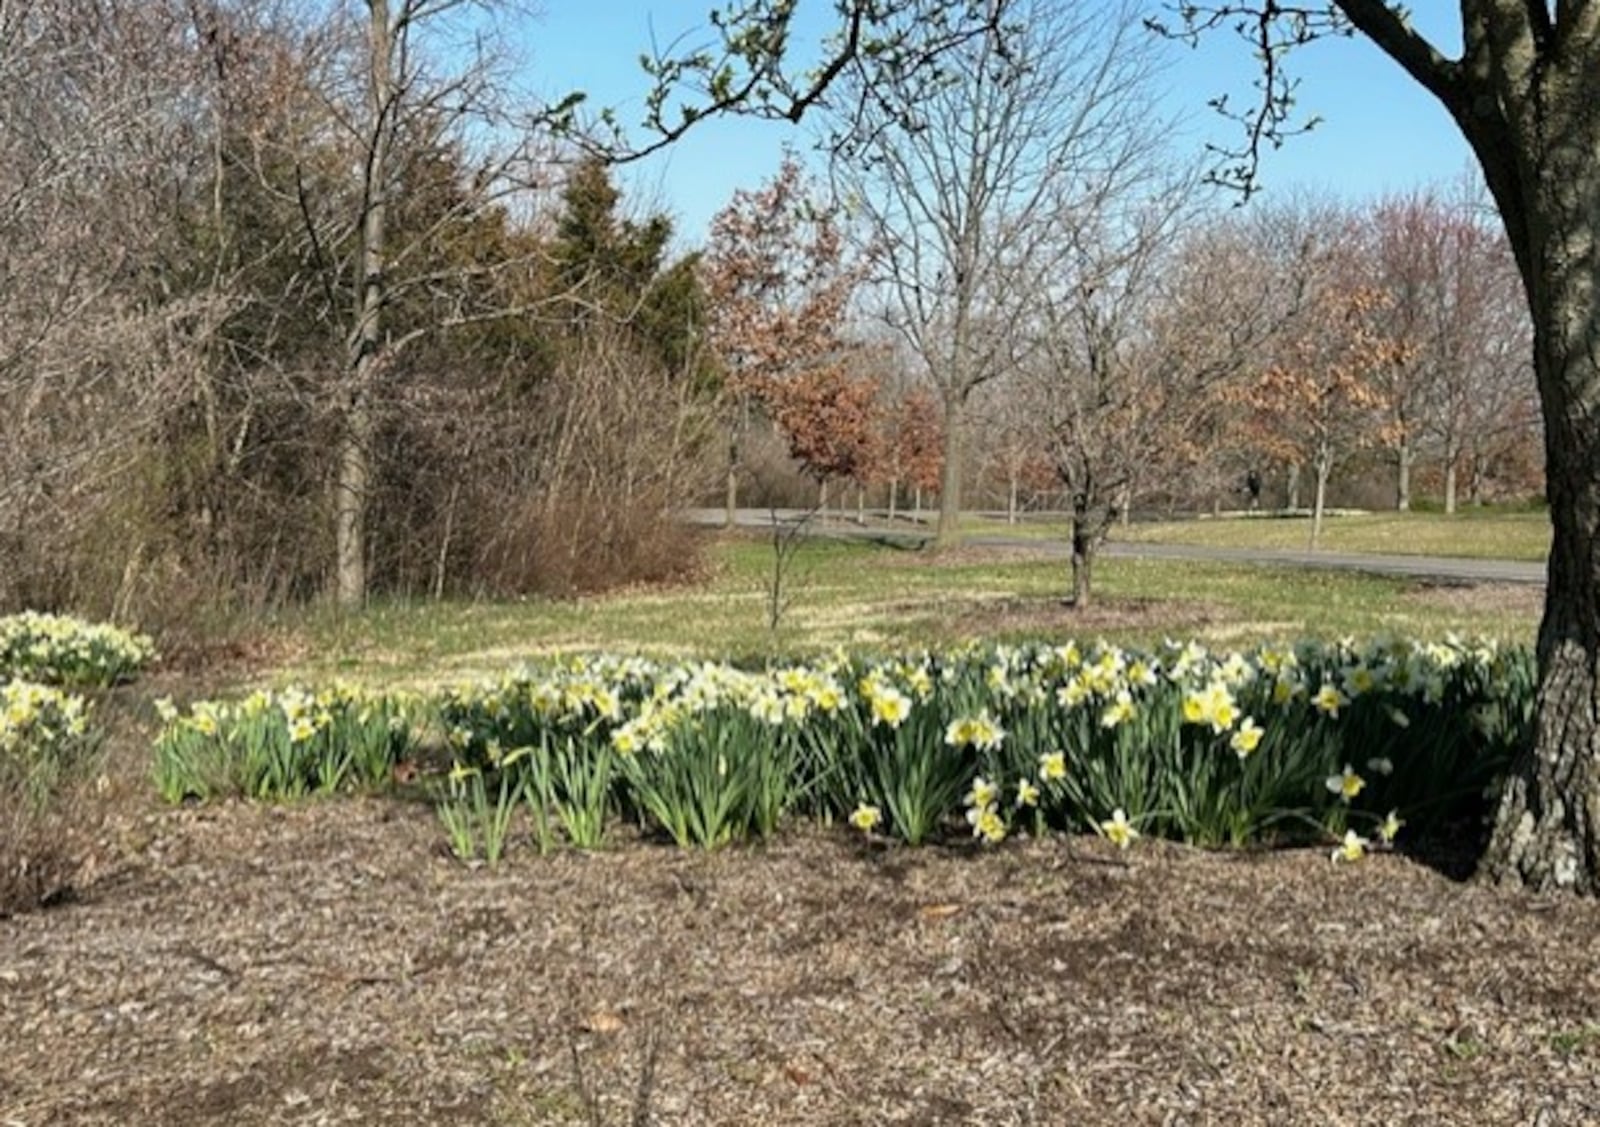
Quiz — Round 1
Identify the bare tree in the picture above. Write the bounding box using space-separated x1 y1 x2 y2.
827 0 1163 549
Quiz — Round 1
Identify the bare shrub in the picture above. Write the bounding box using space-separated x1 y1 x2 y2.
436 324 720 598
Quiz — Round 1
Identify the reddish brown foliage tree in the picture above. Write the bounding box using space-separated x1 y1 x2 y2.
701 155 861 517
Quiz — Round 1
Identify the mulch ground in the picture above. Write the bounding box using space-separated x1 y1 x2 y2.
3 799 1599 1126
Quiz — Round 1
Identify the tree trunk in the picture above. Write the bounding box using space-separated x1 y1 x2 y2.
1444 459 1458 515
725 437 739 529
856 483 865 525
887 476 898 523
1006 467 1018 525
1309 447 1330 551
1286 462 1301 512
1396 433 1412 512
335 0 395 609
1479 84 1600 891
334 393 371 607
1068 500 1109 609
935 395 963 549
913 485 922 522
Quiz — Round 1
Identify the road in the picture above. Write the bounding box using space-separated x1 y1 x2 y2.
685 508 1547 587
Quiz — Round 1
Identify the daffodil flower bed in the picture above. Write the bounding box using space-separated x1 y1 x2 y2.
0 612 156 687
1 679 98 807
152 686 420 802
153 636 1534 862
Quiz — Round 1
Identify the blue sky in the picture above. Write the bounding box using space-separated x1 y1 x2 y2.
511 1 1474 248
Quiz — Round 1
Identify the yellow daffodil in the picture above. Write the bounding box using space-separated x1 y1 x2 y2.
1015 780 1040 808
965 776 999 810
966 803 1006 843
1229 717 1263 757
1325 764 1365 802
1038 751 1067 782
1100 689 1135 729
1377 810 1404 844
1099 808 1139 849
1313 683 1349 718
869 687 912 728
849 803 882 832
1331 829 1368 863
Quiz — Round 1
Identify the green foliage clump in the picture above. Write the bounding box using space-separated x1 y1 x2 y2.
152 686 419 803
156 636 1534 866
0 680 99 809
0 612 156 687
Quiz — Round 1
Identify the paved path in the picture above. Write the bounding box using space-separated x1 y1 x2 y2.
685 508 1547 587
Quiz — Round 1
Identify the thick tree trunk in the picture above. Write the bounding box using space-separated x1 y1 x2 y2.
935 395 963 549
1444 459 1458 515
887 477 898 523
1479 88 1600 890
1285 462 1301 512
1007 468 1018 525
1482 267 1600 890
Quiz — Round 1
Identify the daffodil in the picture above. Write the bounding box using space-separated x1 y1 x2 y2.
1377 810 1404 844
869 687 912 728
1099 808 1139 849
849 804 882 832
1038 751 1067 782
1325 764 1365 802
965 776 999 810
1229 717 1263 757
1015 779 1040 808
967 803 1006 843
1100 689 1135 729
1313 683 1349 718
1331 829 1368 863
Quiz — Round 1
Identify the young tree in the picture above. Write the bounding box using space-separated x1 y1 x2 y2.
1166 1 1600 891
1032 191 1291 604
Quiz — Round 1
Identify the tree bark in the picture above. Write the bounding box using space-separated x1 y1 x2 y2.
1068 500 1109 609
1473 62 1600 892
1309 446 1331 551
1396 433 1412 512
935 393 963 549
1285 462 1301 512
725 438 739 529
1444 459 1458 515
335 0 396 609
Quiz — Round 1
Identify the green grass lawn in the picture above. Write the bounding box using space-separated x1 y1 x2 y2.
263 533 1541 687
1110 509 1551 561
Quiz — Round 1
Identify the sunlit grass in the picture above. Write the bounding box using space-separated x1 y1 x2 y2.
260 533 1540 687
1110 509 1550 561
